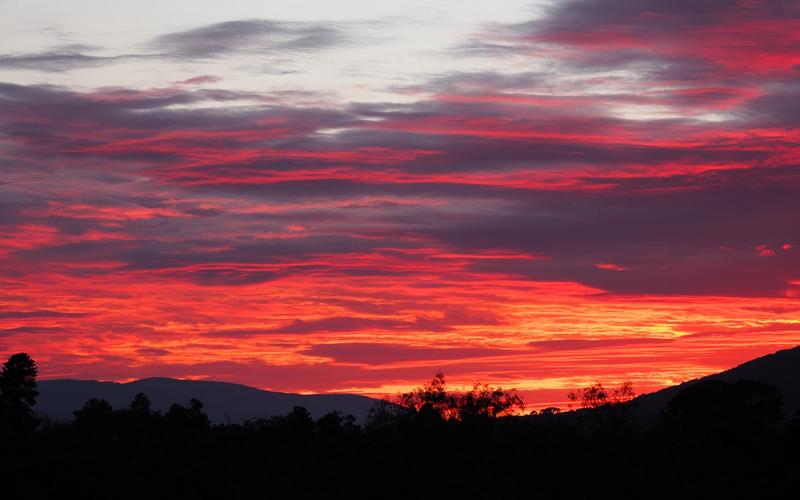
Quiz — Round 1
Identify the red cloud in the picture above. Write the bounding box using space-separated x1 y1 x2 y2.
594 263 628 272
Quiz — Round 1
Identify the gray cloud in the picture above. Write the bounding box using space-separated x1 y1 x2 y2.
149 19 347 59
0 50 124 72
739 78 800 128
0 18 353 73
524 0 799 36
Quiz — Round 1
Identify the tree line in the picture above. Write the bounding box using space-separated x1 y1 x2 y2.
1 352 798 499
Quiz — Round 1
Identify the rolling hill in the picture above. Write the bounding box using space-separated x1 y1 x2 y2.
35 377 381 424
633 345 800 417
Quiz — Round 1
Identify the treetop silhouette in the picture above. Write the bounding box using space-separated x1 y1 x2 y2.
0 352 39 407
0 352 40 434
567 380 635 410
395 370 524 420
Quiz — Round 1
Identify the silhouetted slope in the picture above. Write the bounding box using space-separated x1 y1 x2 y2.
634 345 800 416
35 377 379 423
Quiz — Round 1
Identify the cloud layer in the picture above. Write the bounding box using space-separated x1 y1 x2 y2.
1 1 799 407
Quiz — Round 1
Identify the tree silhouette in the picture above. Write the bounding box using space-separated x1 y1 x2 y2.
397 371 457 419
73 398 114 422
534 407 561 416
365 398 402 429
0 352 40 433
567 381 634 409
129 392 152 416
396 371 524 420
165 398 210 431
457 381 524 419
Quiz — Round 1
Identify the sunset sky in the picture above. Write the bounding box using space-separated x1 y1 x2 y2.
2 0 799 409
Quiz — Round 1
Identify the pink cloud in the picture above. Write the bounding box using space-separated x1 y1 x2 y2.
755 244 776 257
175 75 223 86
595 263 628 271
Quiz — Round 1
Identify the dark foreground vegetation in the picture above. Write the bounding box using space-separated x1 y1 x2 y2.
2 353 799 499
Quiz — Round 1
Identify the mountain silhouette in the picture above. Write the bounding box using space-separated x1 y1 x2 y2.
35 377 380 423
33 346 800 425
634 345 800 417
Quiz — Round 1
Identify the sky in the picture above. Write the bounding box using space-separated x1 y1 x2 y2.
1 0 799 409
